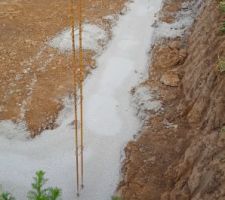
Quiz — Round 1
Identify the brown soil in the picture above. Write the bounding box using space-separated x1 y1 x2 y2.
0 0 126 136
118 0 225 200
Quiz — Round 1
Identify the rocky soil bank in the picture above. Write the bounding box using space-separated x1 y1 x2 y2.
119 0 225 199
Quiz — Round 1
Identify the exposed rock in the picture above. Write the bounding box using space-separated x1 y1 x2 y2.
160 0 182 23
152 43 187 70
152 45 181 69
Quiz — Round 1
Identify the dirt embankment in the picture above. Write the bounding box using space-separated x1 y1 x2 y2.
0 0 125 136
119 0 225 199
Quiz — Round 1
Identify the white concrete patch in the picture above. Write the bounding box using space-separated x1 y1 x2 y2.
132 86 162 120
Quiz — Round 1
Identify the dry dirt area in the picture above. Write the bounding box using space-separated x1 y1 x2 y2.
0 0 126 136
118 0 225 200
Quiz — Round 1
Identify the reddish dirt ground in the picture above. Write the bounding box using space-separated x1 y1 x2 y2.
0 0 126 136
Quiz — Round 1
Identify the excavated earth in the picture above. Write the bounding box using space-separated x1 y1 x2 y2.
0 0 125 136
118 0 225 199
2 0 225 199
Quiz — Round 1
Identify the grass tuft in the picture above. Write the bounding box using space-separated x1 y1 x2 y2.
220 0 225 12
220 126 225 134
217 57 225 73
220 22 225 33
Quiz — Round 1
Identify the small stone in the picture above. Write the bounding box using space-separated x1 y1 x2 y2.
152 46 181 69
160 72 180 87
161 192 170 200
168 41 182 50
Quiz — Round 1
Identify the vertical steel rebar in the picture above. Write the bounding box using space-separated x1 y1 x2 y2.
69 0 80 196
78 0 84 190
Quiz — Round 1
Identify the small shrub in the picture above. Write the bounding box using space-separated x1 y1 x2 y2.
217 57 225 72
220 0 225 12
220 22 225 33
220 126 225 133
27 170 61 200
0 171 61 200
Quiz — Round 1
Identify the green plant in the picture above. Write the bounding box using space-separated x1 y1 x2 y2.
220 0 225 12
0 171 61 200
217 57 225 72
220 21 225 33
220 126 225 133
0 192 15 200
219 0 225 33
112 196 122 200
27 171 61 200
